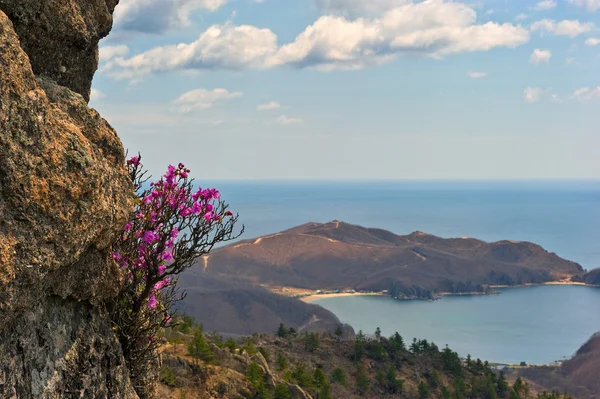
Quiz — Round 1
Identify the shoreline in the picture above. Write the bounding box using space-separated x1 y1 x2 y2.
299 292 384 303
271 280 599 303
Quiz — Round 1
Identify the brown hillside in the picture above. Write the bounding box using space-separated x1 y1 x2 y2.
198 221 583 298
175 273 345 336
519 333 600 399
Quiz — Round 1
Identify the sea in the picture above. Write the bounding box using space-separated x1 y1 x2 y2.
209 180 600 364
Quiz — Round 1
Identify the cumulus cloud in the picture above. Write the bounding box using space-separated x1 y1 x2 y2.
568 0 600 12
99 45 130 62
531 0 557 10
257 101 281 111
174 88 243 113
467 71 487 78
530 49 552 64
103 23 278 79
530 19 596 37
103 1 529 78
585 37 600 45
113 0 227 34
90 89 105 101
571 86 600 101
515 13 528 21
276 115 304 125
524 87 544 103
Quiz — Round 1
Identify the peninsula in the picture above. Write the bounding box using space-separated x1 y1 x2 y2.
198 221 584 299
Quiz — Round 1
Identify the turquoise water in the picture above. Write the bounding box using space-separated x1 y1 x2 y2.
313 285 600 364
213 180 600 269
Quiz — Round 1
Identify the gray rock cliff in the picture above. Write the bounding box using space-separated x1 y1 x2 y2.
0 1 138 397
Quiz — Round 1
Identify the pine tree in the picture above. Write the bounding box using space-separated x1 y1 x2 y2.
277 323 288 338
187 328 215 363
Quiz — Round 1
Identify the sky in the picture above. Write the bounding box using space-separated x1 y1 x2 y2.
92 0 600 180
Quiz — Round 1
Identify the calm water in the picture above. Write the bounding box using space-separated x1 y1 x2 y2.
313 285 600 364
212 180 600 269
208 181 600 363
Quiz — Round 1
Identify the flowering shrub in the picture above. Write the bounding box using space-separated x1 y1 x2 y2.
110 155 242 397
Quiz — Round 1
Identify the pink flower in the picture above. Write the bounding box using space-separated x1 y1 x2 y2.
143 231 158 244
225 210 233 217
127 156 140 167
180 208 192 217
165 314 172 324
165 239 174 250
171 228 179 239
203 212 213 222
180 170 188 179
158 264 167 275
205 203 213 213
161 251 173 262
191 202 202 214
124 222 132 232
178 163 185 170
148 294 157 309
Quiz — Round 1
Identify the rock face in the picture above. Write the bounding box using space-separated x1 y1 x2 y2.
0 0 119 101
0 1 137 397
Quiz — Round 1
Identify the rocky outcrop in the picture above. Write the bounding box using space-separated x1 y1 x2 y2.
0 1 137 397
0 0 119 101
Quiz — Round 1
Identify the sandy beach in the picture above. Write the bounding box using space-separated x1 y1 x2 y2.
299 292 384 303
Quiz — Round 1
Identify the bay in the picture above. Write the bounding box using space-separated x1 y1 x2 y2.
313 285 600 364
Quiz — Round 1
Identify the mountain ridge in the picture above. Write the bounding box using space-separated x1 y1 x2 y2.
199 221 583 298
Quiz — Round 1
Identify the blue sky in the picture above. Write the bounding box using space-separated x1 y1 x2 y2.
92 0 600 180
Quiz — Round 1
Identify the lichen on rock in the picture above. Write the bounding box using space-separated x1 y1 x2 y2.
0 0 140 396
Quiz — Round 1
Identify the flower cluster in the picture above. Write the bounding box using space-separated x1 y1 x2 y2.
110 155 242 396
113 159 237 328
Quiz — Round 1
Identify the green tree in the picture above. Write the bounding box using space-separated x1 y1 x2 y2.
356 370 370 394
334 326 344 340
314 368 331 399
375 327 382 340
274 383 291 399
353 330 367 360
331 367 347 387
277 323 288 338
428 369 441 390
441 346 463 376
223 338 237 353
291 363 313 388
246 362 267 398
410 338 420 353
367 339 387 361
419 381 430 398
385 364 403 394
187 328 215 363
304 332 320 352
277 352 289 371
497 371 509 398
441 386 452 399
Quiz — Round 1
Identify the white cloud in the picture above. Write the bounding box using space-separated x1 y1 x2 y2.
571 86 600 101
531 0 557 10
276 115 304 125
257 101 281 111
104 1 529 78
585 37 600 45
530 19 596 37
565 57 577 65
467 71 487 78
103 23 278 79
113 0 227 34
524 87 544 103
530 48 552 64
567 0 600 12
272 2 529 71
515 13 528 21
173 88 243 113
90 89 105 101
99 45 129 62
